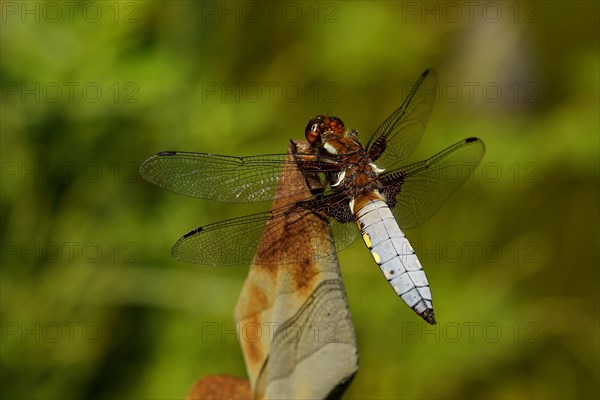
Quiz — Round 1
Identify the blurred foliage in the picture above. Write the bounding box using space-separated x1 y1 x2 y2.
1 1 598 399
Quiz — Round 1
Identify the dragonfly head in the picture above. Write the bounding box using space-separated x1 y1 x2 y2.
305 115 346 146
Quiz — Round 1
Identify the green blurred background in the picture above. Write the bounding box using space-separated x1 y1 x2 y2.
1 1 598 399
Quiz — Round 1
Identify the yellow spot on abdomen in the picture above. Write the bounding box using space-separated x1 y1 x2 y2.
362 233 372 248
372 252 381 264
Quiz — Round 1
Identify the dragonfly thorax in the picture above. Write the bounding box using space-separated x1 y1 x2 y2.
323 144 384 202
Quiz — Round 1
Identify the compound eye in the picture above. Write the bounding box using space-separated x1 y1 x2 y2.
305 115 325 144
328 116 345 134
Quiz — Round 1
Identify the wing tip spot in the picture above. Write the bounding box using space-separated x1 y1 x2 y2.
183 227 202 238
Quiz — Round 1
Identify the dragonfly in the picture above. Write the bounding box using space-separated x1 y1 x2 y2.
140 69 485 324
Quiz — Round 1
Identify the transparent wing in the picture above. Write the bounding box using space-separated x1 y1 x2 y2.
140 151 323 203
172 196 358 266
380 137 485 229
366 69 438 170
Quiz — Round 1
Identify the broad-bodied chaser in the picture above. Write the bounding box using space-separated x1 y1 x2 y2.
140 70 485 324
